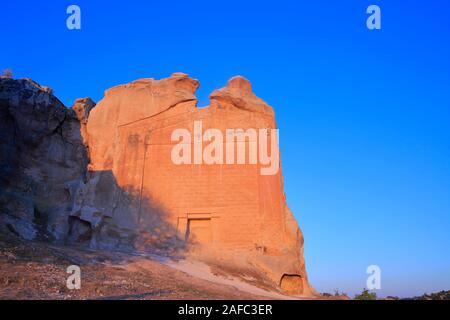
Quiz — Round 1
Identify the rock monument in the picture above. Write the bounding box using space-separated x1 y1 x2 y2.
0 73 313 295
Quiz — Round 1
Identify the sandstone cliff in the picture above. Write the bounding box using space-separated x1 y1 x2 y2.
0 74 313 296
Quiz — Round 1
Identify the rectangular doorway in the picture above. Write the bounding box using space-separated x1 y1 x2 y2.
186 218 212 244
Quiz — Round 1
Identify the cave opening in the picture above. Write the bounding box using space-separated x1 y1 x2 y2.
280 274 304 295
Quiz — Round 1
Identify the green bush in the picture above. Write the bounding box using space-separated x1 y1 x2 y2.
354 288 377 300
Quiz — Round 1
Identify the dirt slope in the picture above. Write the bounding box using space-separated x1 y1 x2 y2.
0 234 296 300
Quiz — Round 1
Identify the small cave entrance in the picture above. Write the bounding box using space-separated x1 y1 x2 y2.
280 274 304 295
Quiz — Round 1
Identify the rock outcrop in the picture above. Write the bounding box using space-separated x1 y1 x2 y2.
0 74 313 296
0 78 90 240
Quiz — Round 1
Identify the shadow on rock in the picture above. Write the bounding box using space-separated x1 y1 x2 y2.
68 169 187 258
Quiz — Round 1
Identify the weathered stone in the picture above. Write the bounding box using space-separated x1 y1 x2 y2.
0 74 313 296
84 73 313 295
0 78 89 241
72 97 96 146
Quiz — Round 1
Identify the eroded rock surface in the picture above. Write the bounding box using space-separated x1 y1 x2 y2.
0 74 313 296
0 78 89 241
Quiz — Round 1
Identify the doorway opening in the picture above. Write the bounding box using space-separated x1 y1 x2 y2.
280 274 304 295
185 218 212 244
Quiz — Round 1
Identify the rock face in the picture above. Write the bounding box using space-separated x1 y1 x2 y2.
0 78 91 240
0 74 313 295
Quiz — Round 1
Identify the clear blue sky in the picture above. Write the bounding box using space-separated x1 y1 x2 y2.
1 0 449 297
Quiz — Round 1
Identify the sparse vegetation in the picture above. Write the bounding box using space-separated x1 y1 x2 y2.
320 289 348 299
334 289 347 297
354 288 377 300
410 290 450 300
1 68 13 79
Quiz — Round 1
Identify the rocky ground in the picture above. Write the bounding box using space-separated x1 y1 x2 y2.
0 234 305 300
4 232 446 301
